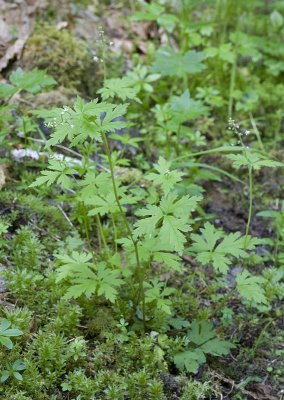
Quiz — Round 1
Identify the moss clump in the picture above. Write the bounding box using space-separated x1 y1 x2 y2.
23 25 94 91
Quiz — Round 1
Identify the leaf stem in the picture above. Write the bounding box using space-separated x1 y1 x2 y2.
173 145 242 163
249 113 264 151
101 131 145 328
244 166 253 249
96 214 108 251
82 206 95 258
228 54 237 119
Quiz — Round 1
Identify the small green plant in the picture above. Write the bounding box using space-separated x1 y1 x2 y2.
29 89 203 331
227 118 284 247
173 320 234 373
0 319 23 350
55 252 123 302
189 222 258 274
0 360 27 383
0 68 56 100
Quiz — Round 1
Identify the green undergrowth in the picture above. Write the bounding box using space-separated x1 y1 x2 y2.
0 0 284 399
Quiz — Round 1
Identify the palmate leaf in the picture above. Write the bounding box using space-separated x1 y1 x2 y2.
131 2 178 32
98 78 141 102
64 263 123 303
174 349 206 374
55 251 93 281
99 103 129 133
134 205 163 237
227 152 284 170
0 83 17 99
188 321 234 356
132 2 164 21
190 223 251 274
29 158 74 189
171 90 209 122
78 171 112 200
83 188 137 217
159 215 190 254
154 251 181 271
206 43 235 63
146 157 184 195
236 270 267 304
188 320 215 345
135 194 201 254
151 47 206 77
119 236 182 271
0 68 56 99
9 68 56 93
174 321 234 373
34 98 129 148
56 252 123 303
144 280 175 315
159 194 201 218
73 97 114 116
86 193 120 216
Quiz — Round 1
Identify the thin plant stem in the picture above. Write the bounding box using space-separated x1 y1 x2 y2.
244 166 253 249
234 129 254 250
173 145 242 163
83 207 94 258
101 132 134 244
228 11 240 119
96 214 108 252
249 113 264 151
110 214 118 253
273 112 283 150
99 41 145 328
211 288 234 316
101 130 145 329
248 319 273 359
228 55 237 119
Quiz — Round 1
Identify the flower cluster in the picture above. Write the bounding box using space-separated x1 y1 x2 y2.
228 118 251 148
45 119 57 129
228 118 250 137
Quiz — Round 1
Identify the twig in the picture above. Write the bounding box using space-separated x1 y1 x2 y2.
28 222 61 241
210 371 259 399
25 136 110 172
57 205 73 227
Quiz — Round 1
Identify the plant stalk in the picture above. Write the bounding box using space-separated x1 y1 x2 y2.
244 166 253 249
101 131 145 328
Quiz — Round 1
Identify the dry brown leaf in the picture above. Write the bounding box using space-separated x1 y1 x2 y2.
0 0 47 72
250 383 279 400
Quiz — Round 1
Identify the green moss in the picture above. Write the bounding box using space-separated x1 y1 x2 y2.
23 25 94 91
